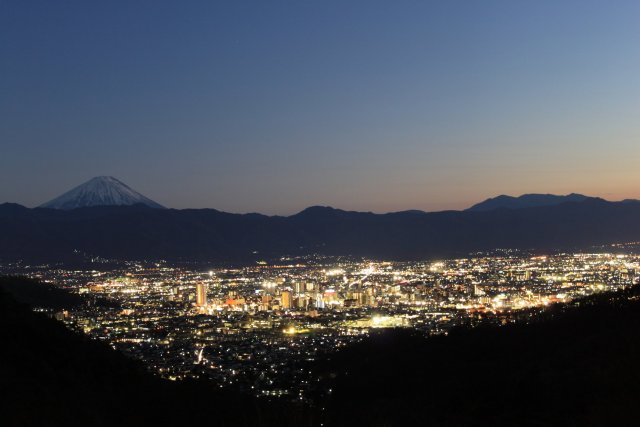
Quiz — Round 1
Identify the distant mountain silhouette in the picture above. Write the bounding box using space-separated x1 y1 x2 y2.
467 193 593 211
2 197 640 262
40 176 165 210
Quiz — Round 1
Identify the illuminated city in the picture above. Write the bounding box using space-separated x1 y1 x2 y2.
3 247 638 401
3 1 640 424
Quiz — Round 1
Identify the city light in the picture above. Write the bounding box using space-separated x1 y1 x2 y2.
4 249 637 400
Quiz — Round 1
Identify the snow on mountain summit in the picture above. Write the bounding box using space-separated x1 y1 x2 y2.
39 176 165 210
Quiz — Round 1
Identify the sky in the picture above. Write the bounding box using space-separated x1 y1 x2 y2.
1 0 639 215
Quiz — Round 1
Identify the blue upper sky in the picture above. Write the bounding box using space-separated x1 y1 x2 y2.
2 0 639 214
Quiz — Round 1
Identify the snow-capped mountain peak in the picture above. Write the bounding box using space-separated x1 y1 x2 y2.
39 176 165 210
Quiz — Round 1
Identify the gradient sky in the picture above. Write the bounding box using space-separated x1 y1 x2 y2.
1 1 639 214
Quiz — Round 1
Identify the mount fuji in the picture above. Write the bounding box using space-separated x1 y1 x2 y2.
39 176 165 210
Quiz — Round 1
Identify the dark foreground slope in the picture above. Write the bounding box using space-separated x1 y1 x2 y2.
317 287 640 426
2 198 640 262
4 276 640 427
0 278 311 427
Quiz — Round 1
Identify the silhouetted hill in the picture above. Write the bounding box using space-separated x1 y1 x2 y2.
2 198 640 262
467 193 593 211
0 276 85 309
3 277 640 426
0 277 311 427
316 286 640 426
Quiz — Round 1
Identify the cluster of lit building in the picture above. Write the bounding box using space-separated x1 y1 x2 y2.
2 249 639 399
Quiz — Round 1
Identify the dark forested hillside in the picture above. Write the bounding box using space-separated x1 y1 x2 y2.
0 277 311 427
316 286 640 426
3 276 640 426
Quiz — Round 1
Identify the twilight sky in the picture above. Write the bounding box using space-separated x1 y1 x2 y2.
1 1 639 214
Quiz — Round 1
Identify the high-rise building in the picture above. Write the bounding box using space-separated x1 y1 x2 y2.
473 284 485 296
281 290 292 309
294 296 309 310
196 282 207 306
315 293 325 310
293 282 305 295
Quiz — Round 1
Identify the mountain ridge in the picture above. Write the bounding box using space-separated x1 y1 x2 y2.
466 193 597 211
1 197 639 263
